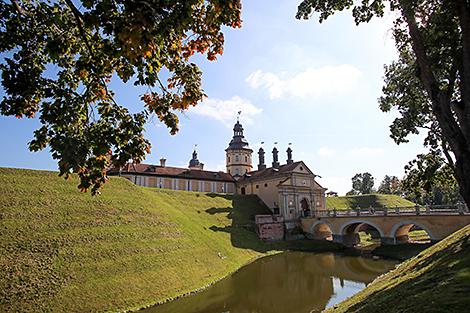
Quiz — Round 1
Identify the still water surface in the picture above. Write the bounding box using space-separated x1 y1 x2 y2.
143 252 397 313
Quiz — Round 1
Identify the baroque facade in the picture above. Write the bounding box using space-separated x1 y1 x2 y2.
108 119 327 223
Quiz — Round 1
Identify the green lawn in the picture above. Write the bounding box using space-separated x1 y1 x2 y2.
0 168 342 312
327 224 470 313
326 194 415 210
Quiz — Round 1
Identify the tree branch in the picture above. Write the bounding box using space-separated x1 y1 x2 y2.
62 0 118 107
12 0 24 15
442 140 455 169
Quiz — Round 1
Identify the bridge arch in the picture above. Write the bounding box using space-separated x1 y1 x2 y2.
309 221 333 240
390 220 436 243
339 220 385 247
339 220 385 238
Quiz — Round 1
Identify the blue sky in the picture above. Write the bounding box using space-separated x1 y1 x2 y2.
0 1 426 195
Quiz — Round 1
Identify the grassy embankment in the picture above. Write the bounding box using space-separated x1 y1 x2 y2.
326 194 415 209
0 168 342 312
328 223 470 313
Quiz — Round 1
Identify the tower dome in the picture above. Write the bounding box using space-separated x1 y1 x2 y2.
188 149 204 170
226 120 253 177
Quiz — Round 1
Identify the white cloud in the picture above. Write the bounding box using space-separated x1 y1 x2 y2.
317 146 335 158
246 65 362 99
347 147 384 158
317 176 351 196
190 96 262 127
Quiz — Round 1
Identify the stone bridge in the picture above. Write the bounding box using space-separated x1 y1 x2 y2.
301 205 470 246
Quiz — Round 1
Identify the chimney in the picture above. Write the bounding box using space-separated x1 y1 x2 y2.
272 147 280 169
258 147 266 170
160 158 166 167
286 147 293 165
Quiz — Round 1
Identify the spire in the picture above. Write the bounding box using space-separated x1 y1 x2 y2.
226 119 252 152
286 143 293 165
272 144 280 169
258 146 266 170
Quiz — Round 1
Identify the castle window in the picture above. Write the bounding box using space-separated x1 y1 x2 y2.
235 155 239 162
256 185 259 189
300 166 303 171
228 156 230 162
264 183 268 187
245 156 248 162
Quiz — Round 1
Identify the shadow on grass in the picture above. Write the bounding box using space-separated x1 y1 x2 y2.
373 243 434 261
345 194 380 208
206 194 345 253
206 207 232 215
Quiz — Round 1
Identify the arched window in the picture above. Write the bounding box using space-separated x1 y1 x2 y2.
245 156 248 162
301 198 310 217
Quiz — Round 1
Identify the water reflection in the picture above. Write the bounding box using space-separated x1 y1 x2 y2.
143 252 396 313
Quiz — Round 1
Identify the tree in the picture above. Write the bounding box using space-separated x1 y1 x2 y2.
296 1 470 209
378 175 401 194
378 175 392 194
400 151 461 205
350 172 375 195
0 0 241 194
390 176 401 195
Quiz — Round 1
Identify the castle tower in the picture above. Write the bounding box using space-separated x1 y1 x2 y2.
226 119 253 177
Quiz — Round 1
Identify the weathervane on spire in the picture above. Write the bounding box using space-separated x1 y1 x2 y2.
237 110 241 122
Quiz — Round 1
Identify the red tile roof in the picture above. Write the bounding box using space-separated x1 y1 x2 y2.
237 161 304 183
107 163 235 182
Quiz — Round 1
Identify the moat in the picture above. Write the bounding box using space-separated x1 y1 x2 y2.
143 252 397 313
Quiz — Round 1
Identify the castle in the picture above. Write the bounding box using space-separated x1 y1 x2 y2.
108 119 327 225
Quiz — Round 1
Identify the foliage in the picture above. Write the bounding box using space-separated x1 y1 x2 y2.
378 175 401 195
378 175 392 194
348 172 375 195
296 0 470 208
400 151 461 205
0 0 241 194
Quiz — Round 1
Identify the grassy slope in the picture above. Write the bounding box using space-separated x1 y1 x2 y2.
326 194 415 209
327 224 470 313
0 168 341 312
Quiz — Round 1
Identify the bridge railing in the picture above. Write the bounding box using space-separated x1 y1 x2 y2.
315 203 468 218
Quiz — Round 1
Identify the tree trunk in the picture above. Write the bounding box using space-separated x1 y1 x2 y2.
400 0 470 210
454 150 470 208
